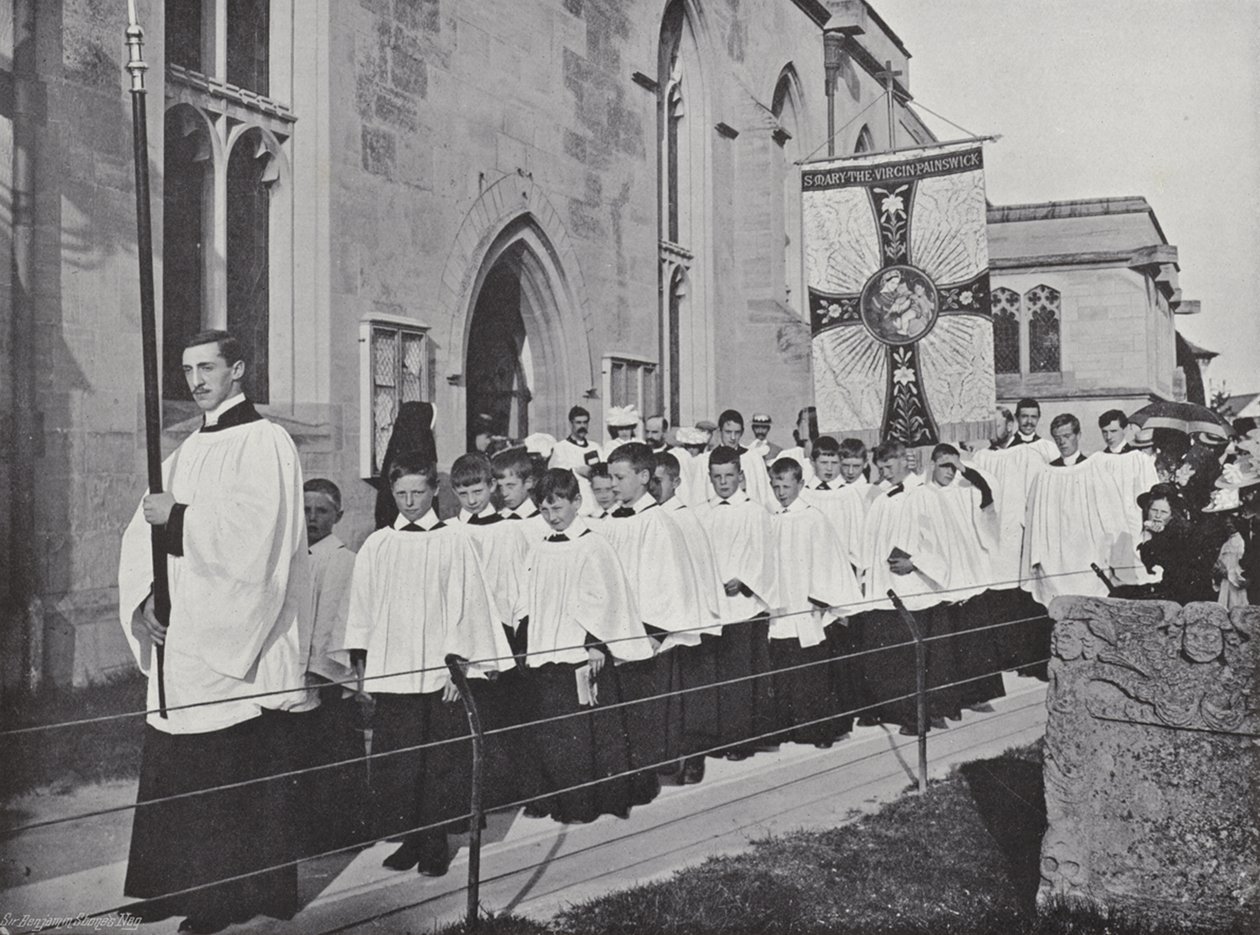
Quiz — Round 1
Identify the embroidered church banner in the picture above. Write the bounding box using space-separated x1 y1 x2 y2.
802 143 995 445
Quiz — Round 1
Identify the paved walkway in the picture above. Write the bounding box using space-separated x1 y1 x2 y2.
0 674 1047 935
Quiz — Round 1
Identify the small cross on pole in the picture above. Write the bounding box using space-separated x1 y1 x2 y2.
874 59 903 151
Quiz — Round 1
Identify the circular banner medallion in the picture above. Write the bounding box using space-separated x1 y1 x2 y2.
859 264 940 347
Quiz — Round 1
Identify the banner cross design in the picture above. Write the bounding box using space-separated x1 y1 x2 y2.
803 144 996 446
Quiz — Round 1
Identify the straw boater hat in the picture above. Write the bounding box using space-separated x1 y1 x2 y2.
1202 486 1241 513
1216 455 1260 490
676 426 708 446
695 419 718 436
1132 426 1156 449
751 413 772 426
523 432 557 460
605 405 639 428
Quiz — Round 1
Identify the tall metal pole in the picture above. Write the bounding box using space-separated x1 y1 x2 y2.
125 1 169 717
822 31 845 159
446 654 485 931
888 590 927 795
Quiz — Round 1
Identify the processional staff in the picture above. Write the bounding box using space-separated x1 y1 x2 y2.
125 0 169 716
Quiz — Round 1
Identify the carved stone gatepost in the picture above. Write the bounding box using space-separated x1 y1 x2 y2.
1039 597 1259 931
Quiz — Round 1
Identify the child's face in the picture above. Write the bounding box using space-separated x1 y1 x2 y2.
709 462 742 500
719 421 743 448
931 458 957 487
539 495 580 532
454 480 494 516
495 471 532 510
813 453 841 482
304 492 341 546
771 473 803 509
650 465 679 504
839 456 866 484
608 460 649 504
392 474 435 522
591 476 618 510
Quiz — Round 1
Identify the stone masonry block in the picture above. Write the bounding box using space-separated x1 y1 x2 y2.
1040 597 1259 932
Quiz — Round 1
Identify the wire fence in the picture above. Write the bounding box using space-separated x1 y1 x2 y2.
2 580 1066 935
0 608 1050 840
0 563 1123 740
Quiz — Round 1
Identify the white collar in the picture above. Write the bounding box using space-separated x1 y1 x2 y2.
1061 450 1084 465
543 516 590 541
309 532 345 555
629 492 657 513
457 504 498 523
501 501 539 520
777 496 810 514
1015 431 1038 443
393 509 442 531
203 393 247 427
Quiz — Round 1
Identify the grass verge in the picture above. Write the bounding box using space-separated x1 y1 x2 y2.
436 742 1238 935
1 673 147 802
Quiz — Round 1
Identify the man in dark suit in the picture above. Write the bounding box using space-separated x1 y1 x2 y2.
1099 409 1133 454
1006 398 1042 447
1049 413 1087 467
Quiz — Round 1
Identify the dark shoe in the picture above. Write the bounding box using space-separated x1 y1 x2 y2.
930 716 950 730
898 725 919 736
724 750 752 761
383 840 422 871
682 757 706 784
814 741 834 749
857 716 880 727
522 802 549 819
968 702 995 713
178 917 230 934
416 850 451 877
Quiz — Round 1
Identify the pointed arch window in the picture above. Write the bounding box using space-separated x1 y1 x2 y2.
772 69 804 316
162 0 295 409
990 287 1021 375
854 124 875 154
1026 284 1061 373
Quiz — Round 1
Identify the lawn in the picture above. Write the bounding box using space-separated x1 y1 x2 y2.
437 742 1221 935
0 674 147 801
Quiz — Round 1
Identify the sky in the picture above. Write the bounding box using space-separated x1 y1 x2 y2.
874 0 1260 398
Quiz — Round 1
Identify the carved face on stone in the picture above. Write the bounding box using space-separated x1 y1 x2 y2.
1182 620 1224 663
1053 619 1089 661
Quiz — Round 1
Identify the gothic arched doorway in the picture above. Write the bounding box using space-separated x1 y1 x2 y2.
466 248 532 447
464 222 576 450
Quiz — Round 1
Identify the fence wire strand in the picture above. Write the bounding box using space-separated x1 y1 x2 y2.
1 561 1129 739
52 653 1051 934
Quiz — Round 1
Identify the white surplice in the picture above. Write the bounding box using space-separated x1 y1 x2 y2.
695 490 778 623
592 492 709 649
661 497 726 629
455 505 525 630
801 475 871 571
514 518 655 666
968 439 1056 588
339 511 513 695
291 532 357 711
917 469 1000 601
1021 450 1157 605
117 402 310 733
694 447 776 511
771 497 863 647
859 472 950 612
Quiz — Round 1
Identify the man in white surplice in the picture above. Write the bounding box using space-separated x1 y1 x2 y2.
117 330 309 932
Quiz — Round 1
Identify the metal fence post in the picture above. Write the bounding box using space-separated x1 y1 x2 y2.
887 590 927 794
445 653 484 931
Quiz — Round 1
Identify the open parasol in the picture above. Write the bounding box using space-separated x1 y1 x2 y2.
1128 400 1230 437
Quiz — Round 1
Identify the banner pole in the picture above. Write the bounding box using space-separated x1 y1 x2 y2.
125 2 170 717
